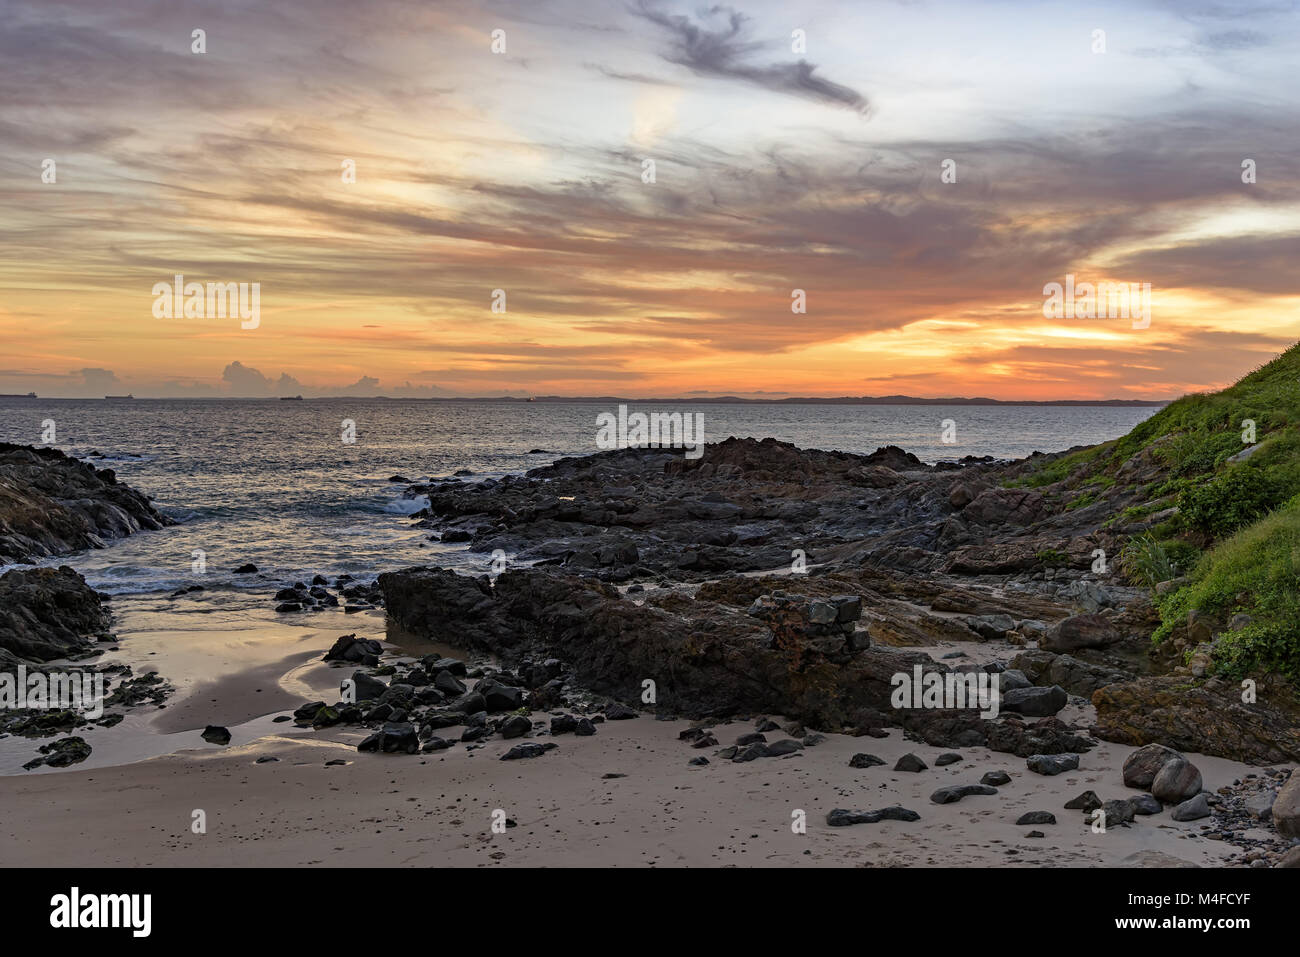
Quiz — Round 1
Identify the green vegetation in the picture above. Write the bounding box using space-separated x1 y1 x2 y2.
1000 344 1300 683
1178 465 1287 537
1034 548 1070 566
1064 490 1099 511
1119 533 1179 587
1153 496 1300 683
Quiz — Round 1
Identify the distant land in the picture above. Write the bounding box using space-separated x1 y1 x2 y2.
3 394 1171 406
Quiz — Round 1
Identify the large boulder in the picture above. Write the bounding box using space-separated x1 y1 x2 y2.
0 565 111 665
1040 614 1121 653
1122 743 1183 790
1274 771 1300 839
1151 757 1203 804
0 443 170 564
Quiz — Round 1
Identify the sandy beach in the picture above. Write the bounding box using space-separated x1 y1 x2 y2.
0 603 1276 868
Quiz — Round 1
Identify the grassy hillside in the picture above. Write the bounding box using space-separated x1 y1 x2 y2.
1015 343 1300 682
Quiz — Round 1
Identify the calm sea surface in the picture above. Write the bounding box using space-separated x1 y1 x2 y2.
0 399 1157 595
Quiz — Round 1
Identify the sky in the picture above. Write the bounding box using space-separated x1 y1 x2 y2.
1 0 1299 399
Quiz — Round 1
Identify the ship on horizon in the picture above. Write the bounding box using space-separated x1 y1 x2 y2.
0 392 37 398
104 394 135 400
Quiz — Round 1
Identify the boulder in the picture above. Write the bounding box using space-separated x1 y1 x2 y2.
1274 771 1300 838
1151 758 1203 804
1171 794 1211 822
1040 614 1120 653
1122 743 1183 790
1001 685 1068 717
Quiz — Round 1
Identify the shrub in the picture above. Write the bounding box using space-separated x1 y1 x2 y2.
1178 466 1283 537
1120 534 1179 587
1153 498 1300 682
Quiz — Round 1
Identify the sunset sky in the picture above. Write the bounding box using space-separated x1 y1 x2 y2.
2 0 1299 399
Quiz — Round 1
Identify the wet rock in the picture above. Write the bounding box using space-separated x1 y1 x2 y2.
201 725 231 745
323 634 384 664
0 566 113 664
22 735 92 769
850 753 885 768
981 770 1012 787
349 671 388 701
0 443 170 566
934 752 962 766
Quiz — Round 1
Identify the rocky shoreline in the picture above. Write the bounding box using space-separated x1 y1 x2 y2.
3 433 1299 866
0 444 174 757
330 434 1299 864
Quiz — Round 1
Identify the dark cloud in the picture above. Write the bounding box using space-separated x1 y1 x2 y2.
631 1 869 113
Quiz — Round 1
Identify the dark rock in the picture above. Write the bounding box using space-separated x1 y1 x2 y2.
1128 793 1163 816
201 725 231 745
1122 743 1184 790
1001 685 1068 717
1064 790 1103 812
499 714 532 739
827 806 920 826
500 742 557 760
850 753 885 768
1151 757 1203 804
894 753 928 772
1171 794 1211 822
1016 811 1056 825
930 784 998 804
1026 753 1078 776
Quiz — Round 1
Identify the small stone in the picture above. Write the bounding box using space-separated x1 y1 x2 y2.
894 753 928 773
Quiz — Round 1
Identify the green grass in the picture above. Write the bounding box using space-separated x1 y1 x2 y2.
1153 496 1300 682
1064 490 1099 511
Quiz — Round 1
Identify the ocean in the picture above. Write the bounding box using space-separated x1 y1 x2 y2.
0 398 1158 597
